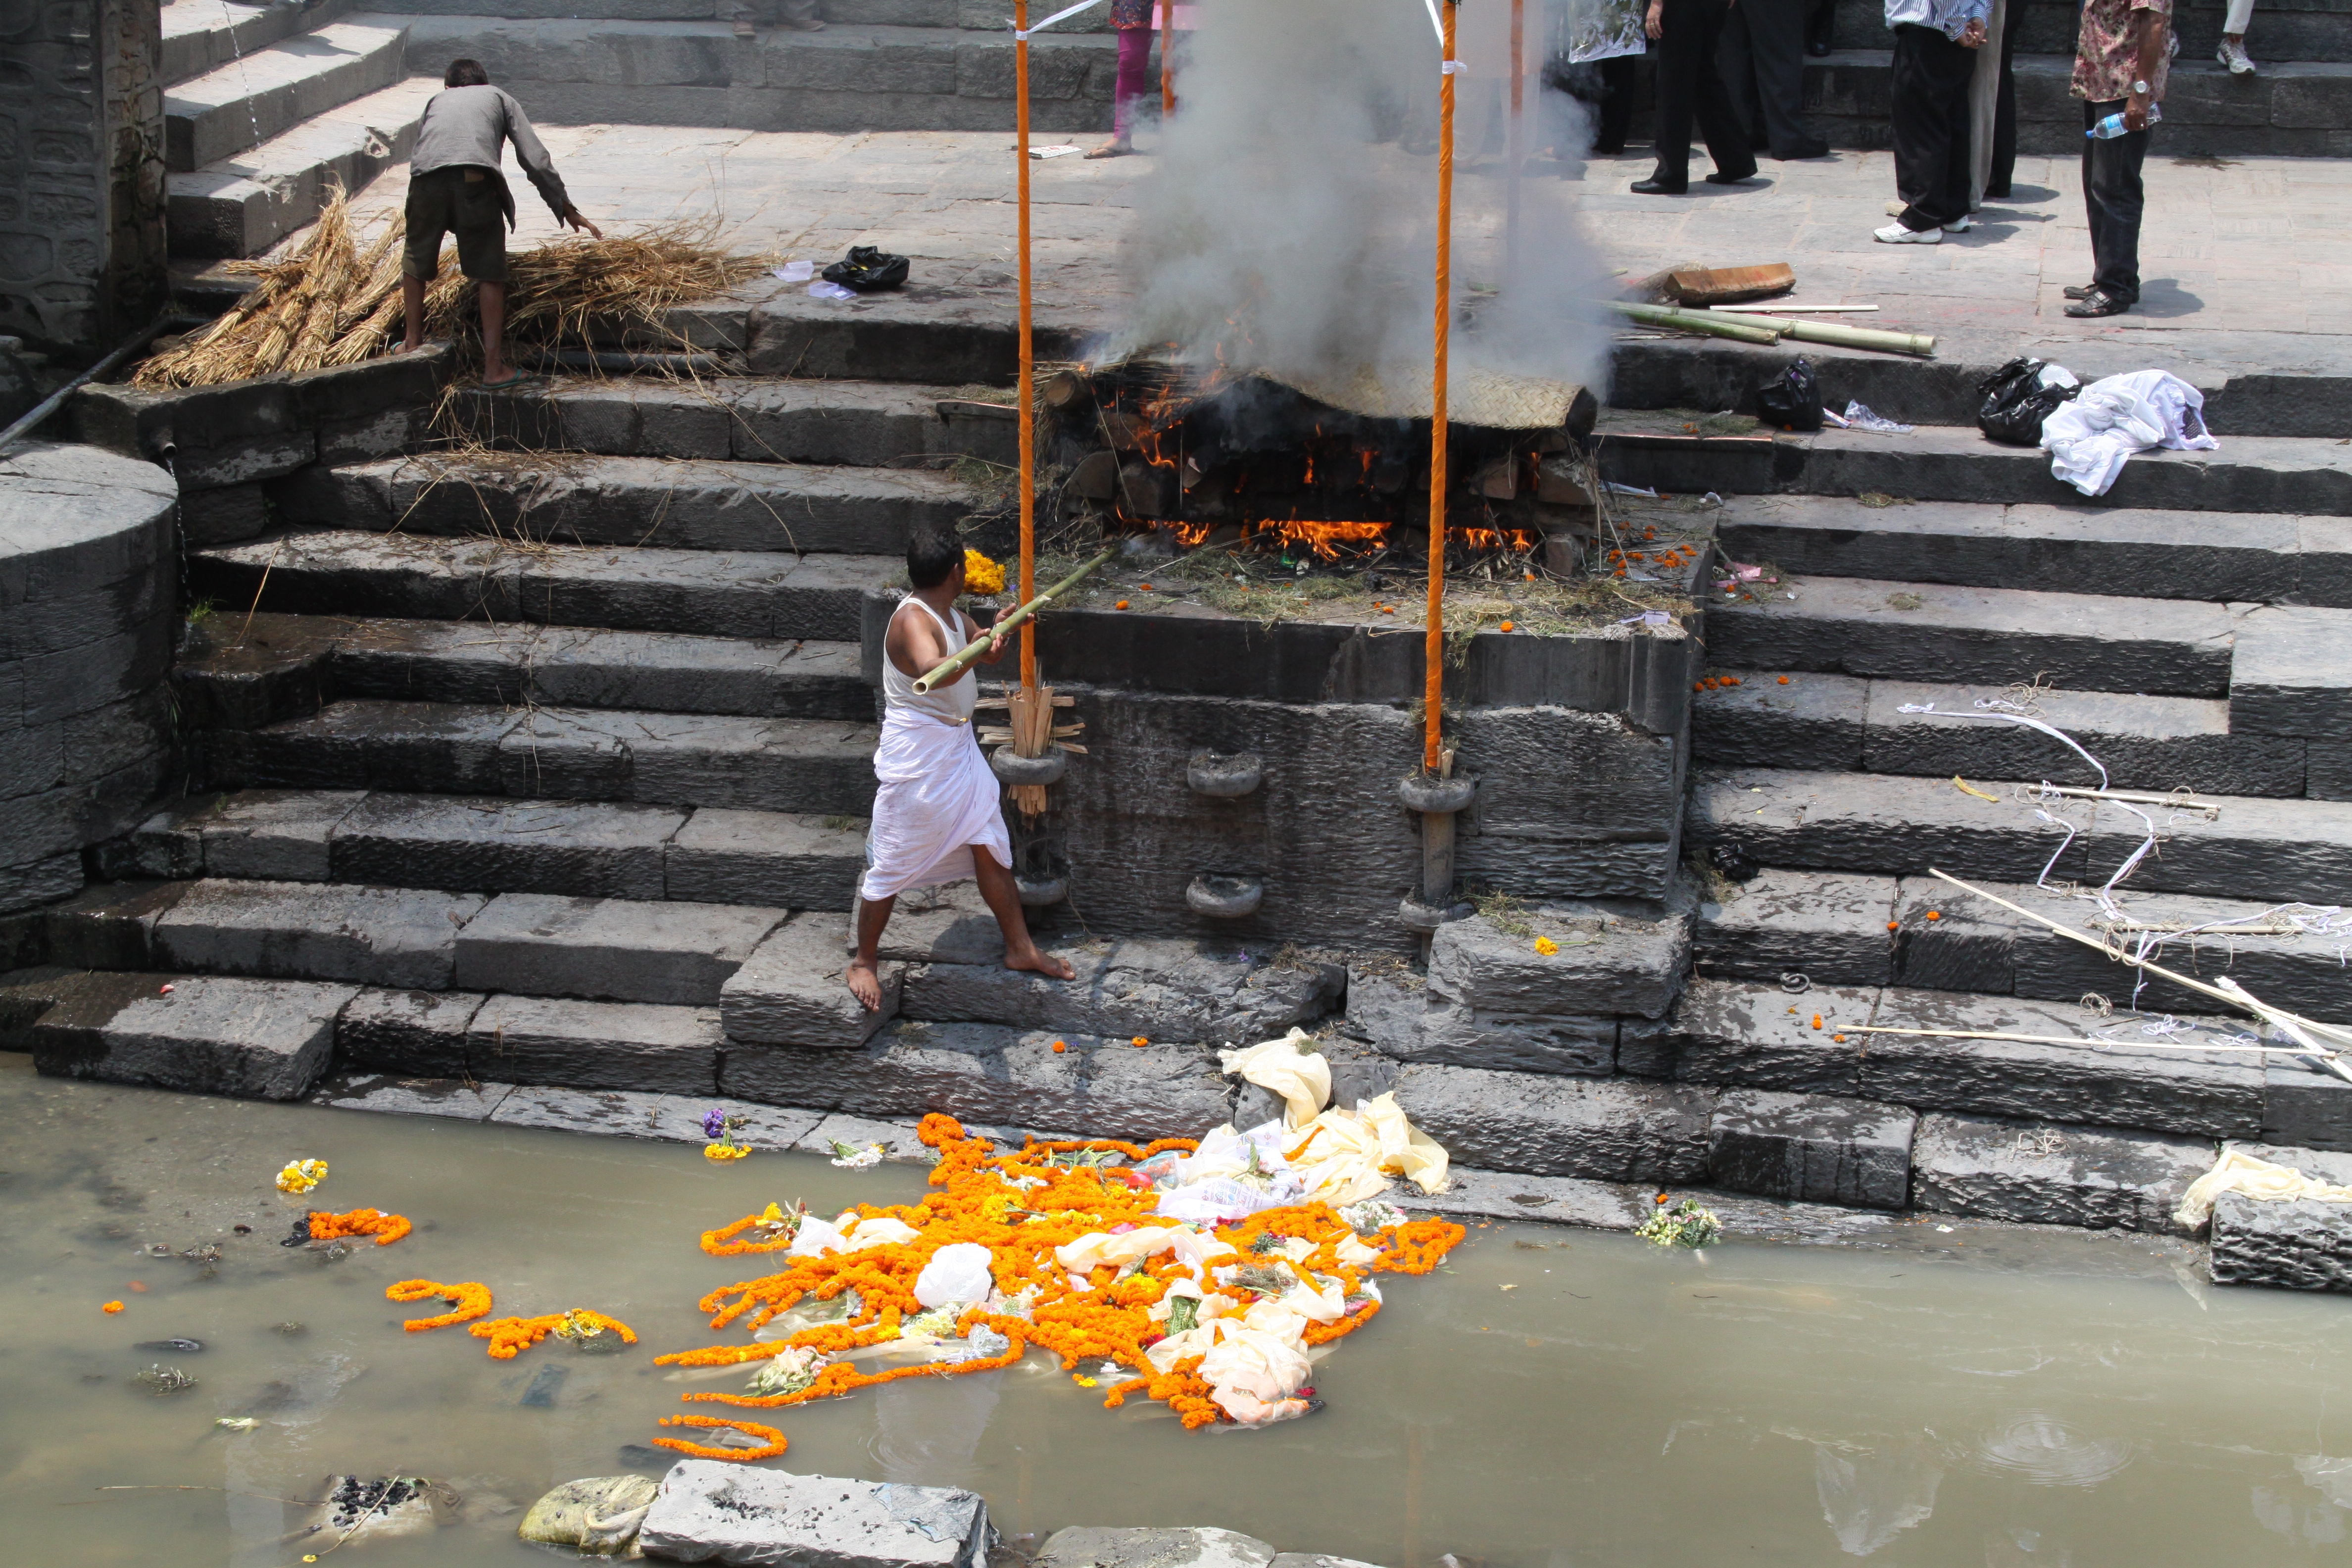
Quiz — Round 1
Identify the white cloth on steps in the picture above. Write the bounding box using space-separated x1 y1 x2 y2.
2039 369 2217 497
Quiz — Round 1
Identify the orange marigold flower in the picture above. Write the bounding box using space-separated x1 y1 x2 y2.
1131 1036 1148 1048
1052 1040 1068 1053
1926 910 1942 921
1777 675 1791 684
388 1279 493 1331
307 1208 412 1246
1498 621 1515 633
102 1300 125 1314
1115 600 1130 610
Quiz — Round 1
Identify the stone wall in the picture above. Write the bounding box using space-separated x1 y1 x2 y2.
0 442 179 913
0 0 167 351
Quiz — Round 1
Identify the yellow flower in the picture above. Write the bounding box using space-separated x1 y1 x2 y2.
1074 1375 1098 1388
963 549 1006 596
1533 936 1559 957
704 1143 750 1162
275 1158 327 1195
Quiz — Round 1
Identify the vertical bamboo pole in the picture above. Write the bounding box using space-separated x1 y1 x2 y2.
1016 0 1037 691
1422 0 1456 778
1504 0 1524 287
1160 0 1175 117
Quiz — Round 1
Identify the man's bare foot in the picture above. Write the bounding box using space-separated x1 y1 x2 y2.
393 339 420 354
846 959 882 1011
1005 944 1076 981
1085 138 1131 159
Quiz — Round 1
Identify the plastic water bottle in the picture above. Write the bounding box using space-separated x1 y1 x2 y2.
2087 103 2161 138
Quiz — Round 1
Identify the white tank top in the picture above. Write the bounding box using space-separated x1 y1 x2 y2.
881 595 978 724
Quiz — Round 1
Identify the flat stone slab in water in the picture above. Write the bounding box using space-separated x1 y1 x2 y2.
1707 1088 1915 1210
29 972 352 1099
490 1084 823 1148
1910 1112 2210 1234
311 1071 516 1121
636 1459 990 1568
2209 1193 2352 1292
1033 1527 1275 1568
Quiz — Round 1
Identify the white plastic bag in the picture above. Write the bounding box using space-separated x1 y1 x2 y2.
913 1241 996 1308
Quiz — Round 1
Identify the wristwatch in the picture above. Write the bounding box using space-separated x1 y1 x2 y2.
2130 78 2151 94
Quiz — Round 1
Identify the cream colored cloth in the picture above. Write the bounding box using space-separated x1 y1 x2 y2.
1283 1092 1452 1205
1220 1029 1332 1128
789 1213 922 1257
2174 1147 2352 1231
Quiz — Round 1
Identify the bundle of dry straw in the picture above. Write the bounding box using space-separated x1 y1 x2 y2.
136 187 771 389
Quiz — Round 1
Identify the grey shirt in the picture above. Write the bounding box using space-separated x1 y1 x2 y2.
410 84 572 225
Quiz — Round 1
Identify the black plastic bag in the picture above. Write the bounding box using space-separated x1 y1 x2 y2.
1755 358 1823 433
1708 840 1761 883
822 245 910 293
1976 356 2079 446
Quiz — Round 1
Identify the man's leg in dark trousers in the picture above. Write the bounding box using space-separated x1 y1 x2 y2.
1890 24 1975 230
1986 0 2026 196
2080 98 2148 301
1740 0 1827 154
1651 0 1755 187
1716 2 1769 148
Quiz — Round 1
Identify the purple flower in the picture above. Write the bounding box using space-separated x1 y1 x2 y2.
702 1107 727 1139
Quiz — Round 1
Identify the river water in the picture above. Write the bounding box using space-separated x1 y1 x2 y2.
7 1055 2352 1566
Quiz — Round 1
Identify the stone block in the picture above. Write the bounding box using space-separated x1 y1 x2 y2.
665 806 868 908
722 912 900 1047
1691 670 1868 770
1890 877 2017 993
336 986 484 1077
154 878 489 988
1707 1088 1914 1209
1349 976 1618 1077
900 937 1341 1046
311 1072 515 1122
30 972 353 1100
1860 988 2265 1139
1390 1063 1715 1181
1665 979 1875 1095
2265 1058 2352 1153
1694 868 1896 987
180 483 270 547
330 793 684 899
44 880 191 968
723 1022 1234 1142
2314 740 2352 801
2209 1192 2352 1293
637 1460 990 1568
467 993 725 1096
1427 896 1690 1019
453 892 785 1005
206 700 519 796
2230 604 2352 739
0 853 85 916
1034 1529 1276 1568
166 788 367 881
1910 1111 2209 1233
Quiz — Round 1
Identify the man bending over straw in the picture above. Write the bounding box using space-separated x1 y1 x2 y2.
848 527 1076 1010
397 58 602 389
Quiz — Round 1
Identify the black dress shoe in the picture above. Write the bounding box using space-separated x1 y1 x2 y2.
1771 139 1831 159
1629 178 1687 195
1703 170 1755 185
2062 283 2097 300
2064 288 2133 318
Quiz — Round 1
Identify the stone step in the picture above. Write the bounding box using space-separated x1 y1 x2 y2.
448 377 1022 468
1704 577 2244 698
197 699 882 814
1691 867 2352 1029
165 15 411 172
1598 420 2352 516
1803 53 2352 158
1710 495 2352 610
173 613 870 731
370 0 1115 27
1693 672 2309 798
116 788 870 907
1686 765 2352 905
18 969 354 1100
187 530 895 639
1656 977 2271 1140
169 76 439 260
275 453 981 553
402 15 1121 133
2230 605 2352 767
162 0 361 89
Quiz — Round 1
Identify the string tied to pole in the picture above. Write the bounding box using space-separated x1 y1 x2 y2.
1011 0 1105 39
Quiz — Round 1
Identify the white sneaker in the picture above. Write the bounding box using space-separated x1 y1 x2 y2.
2218 38 2255 74
1873 222 1941 245
1942 214 1977 233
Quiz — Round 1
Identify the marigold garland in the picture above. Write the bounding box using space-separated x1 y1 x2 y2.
470 1309 638 1360
308 1208 412 1246
387 1279 492 1331
645 1111 1466 1456
654 1415 789 1461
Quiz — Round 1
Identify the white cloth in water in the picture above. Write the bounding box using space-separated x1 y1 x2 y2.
1219 1029 1333 1129
2040 369 2217 497
1283 1092 1452 1204
860 596 1011 902
2174 1145 2352 1231
789 1212 923 1257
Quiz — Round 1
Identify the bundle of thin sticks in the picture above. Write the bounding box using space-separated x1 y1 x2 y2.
136 186 771 389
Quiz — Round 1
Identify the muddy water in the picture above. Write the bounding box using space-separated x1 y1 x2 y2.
8 1057 2352 1567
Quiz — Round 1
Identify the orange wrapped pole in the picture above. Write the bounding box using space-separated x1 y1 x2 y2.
1422 0 1456 777
1160 0 1175 117
1016 0 1037 689
1505 0 1524 286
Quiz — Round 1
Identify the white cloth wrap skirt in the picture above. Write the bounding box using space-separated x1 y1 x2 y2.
858 705 1011 901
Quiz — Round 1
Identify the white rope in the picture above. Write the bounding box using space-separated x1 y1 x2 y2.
1012 0 1106 40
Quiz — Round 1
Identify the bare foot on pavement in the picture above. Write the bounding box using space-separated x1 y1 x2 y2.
846 960 882 1011
1005 945 1076 981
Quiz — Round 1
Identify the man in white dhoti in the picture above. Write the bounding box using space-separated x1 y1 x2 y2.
847 528 1077 1010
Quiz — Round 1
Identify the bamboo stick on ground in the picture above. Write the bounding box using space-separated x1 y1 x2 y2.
1604 300 1785 345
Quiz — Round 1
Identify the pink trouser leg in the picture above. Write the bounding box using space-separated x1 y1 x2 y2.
1112 26 1151 139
